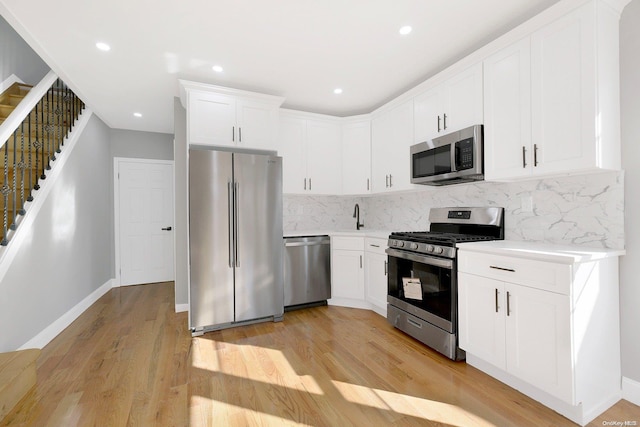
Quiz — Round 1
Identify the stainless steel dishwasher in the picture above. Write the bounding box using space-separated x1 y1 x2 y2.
283 235 331 309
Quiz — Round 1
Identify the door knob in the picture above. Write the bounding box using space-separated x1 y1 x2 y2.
161 226 172 231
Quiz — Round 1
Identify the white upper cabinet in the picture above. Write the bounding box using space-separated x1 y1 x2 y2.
180 81 284 150
371 99 415 193
342 118 371 195
414 63 483 143
484 1 621 180
279 111 342 195
484 38 532 180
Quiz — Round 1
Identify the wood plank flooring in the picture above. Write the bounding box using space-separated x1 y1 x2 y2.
2 282 639 426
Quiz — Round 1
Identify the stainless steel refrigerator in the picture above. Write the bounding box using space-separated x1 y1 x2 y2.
188 147 284 335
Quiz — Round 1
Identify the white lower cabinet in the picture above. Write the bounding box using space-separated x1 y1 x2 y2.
364 238 388 316
458 243 622 426
331 237 365 302
459 273 572 403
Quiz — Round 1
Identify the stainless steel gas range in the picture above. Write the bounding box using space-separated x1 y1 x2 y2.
386 207 504 360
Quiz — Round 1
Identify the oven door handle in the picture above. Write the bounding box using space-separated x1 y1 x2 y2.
385 248 453 269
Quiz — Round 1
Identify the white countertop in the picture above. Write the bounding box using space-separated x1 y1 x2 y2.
457 240 625 264
283 230 392 239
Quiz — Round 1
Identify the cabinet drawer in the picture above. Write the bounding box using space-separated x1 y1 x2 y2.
365 237 387 255
332 236 364 251
458 251 572 295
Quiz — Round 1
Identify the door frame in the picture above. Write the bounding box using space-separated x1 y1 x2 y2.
113 157 176 287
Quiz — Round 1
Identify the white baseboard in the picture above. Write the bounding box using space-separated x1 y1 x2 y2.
175 303 189 313
623 377 640 406
18 278 115 350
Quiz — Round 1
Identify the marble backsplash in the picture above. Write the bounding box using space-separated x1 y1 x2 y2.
283 170 624 249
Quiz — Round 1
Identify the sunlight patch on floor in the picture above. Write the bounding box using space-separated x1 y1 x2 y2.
191 339 323 394
331 380 497 427
189 396 310 427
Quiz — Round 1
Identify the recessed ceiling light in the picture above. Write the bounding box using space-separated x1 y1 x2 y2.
399 25 412 35
96 42 111 51
334 88 343 95
212 65 224 73
133 112 142 118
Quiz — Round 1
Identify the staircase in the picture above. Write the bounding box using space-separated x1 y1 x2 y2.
0 74 84 245
0 349 40 422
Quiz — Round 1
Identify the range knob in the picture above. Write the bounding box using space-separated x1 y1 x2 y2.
434 246 444 255
397 241 405 248
409 243 419 250
426 245 434 253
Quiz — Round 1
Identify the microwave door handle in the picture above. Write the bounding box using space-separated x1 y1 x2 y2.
450 142 458 172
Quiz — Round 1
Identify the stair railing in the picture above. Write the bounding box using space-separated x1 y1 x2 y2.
0 71 84 245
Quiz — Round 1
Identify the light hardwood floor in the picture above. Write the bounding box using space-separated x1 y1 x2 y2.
2 282 639 426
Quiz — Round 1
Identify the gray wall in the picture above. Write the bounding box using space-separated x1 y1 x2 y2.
110 129 173 161
173 98 188 306
619 0 640 386
0 15 48 85
0 114 113 352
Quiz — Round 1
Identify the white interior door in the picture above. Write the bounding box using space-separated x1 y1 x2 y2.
117 159 174 286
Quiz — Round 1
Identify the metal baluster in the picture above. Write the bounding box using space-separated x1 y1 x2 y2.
50 86 56 162
55 79 62 154
34 101 42 188
1 133 11 245
11 126 17 230
46 88 53 169
17 120 26 216
27 111 34 201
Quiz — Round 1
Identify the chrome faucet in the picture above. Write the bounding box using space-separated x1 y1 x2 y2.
353 203 364 230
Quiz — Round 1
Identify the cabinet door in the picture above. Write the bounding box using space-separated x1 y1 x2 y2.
371 100 414 193
531 3 596 175
365 252 388 313
188 91 236 146
458 272 506 369
331 250 365 300
279 115 307 193
306 119 342 194
483 38 532 180
505 283 573 404
342 121 371 195
413 86 443 143
236 100 277 150
445 63 484 132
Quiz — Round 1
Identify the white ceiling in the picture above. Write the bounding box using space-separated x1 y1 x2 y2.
1 0 562 134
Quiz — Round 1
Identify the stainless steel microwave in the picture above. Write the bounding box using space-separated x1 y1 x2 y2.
410 124 483 186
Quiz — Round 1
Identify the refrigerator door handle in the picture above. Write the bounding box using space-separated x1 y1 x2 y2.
228 181 234 267
234 181 240 267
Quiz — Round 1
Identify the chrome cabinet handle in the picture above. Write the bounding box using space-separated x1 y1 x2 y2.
304 178 307 190
522 146 527 168
161 226 172 231
359 255 363 268
506 291 511 316
443 113 447 130
490 265 515 272
384 260 388 275
370 244 380 248
437 115 441 132
495 288 499 313
534 144 539 167
309 178 312 191
232 126 235 142
389 174 393 187
367 178 370 191
385 175 389 188
239 127 242 142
